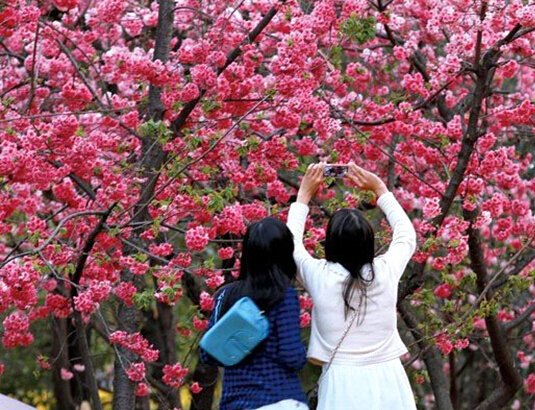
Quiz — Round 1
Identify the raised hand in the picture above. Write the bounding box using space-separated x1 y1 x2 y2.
347 163 388 199
296 163 325 205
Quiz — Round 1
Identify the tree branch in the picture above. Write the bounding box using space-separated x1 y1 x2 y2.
68 204 116 410
464 208 523 408
171 0 288 135
503 302 535 333
398 302 454 410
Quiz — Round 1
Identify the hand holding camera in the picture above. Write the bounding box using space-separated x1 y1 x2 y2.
296 162 387 205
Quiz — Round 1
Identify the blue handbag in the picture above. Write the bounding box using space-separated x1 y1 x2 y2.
200 290 270 366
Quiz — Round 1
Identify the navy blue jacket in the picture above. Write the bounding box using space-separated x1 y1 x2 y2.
200 286 307 410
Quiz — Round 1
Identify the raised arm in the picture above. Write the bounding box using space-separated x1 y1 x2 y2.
375 192 417 279
347 164 417 280
287 163 325 289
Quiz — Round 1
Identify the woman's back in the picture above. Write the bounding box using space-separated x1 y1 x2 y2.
200 286 307 410
287 192 416 365
288 162 418 410
303 258 404 365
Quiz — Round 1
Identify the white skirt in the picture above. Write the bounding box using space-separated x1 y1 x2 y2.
253 399 309 410
317 358 417 410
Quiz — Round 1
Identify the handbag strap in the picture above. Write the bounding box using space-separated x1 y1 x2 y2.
317 296 362 385
324 305 359 370
213 289 227 322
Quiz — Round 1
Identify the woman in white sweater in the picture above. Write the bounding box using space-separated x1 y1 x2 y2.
287 162 417 410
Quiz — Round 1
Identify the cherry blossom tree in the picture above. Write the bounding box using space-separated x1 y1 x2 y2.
1 0 535 409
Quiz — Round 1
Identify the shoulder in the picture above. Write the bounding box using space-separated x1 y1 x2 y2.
285 286 298 297
272 287 300 313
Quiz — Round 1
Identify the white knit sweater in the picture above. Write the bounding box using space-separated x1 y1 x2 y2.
287 192 417 365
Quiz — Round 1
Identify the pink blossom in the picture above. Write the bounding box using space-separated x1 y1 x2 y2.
114 282 137 307
2 312 33 349
501 60 519 78
218 247 234 260
126 362 146 382
193 316 208 331
434 283 454 299
180 83 200 103
300 312 311 328
525 373 535 394
135 382 150 396
149 243 174 257
61 368 74 380
454 338 469 350
46 294 73 318
173 252 192 268
199 292 215 311
162 363 189 388
185 226 210 251
190 64 217 89
435 334 454 355
109 331 159 362
190 382 203 394
205 274 225 290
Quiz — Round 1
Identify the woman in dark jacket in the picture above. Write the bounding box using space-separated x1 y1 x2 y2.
200 217 308 410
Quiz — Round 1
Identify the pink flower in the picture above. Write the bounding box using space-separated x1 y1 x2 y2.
190 64 217 89
149 243 174 257
199 292 214 311
162 363 189 388
218 247 234 260
190 382 203 394
214 205 246 236
185 226 210 251
2 313 33 349
180 83 200 103
501 60 519 78
454 338 469 350
135 382 150 397
173 252 192 268
52 0 77 11
525 373 535 394
423 197 441 219
109 331 159 362
61 368 74 380
193 316 208 331
114 282 137 307
300 312 311 328
435 334 454 355
299 295 313 310
46 294 73 318
415 374 425 385
205 274 225 290
434 283 454 299
73 364 85 372
0 362 4 376
126 362 146 382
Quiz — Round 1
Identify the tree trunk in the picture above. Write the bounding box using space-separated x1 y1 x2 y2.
52 317 76 410
112 0 174 406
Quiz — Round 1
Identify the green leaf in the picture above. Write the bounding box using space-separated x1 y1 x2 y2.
341 15 377 45
132 290 152 310
138 119 172 144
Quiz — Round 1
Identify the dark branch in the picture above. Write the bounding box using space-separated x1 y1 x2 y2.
171 0 287 134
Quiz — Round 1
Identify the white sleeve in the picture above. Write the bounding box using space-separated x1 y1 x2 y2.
286 202 321 292
374 192 417 280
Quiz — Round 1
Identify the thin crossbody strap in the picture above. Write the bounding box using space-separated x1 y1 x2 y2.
323 306 359 372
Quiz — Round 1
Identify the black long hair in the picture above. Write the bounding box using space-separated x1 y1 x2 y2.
218 217 297 317
325 209 375 318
